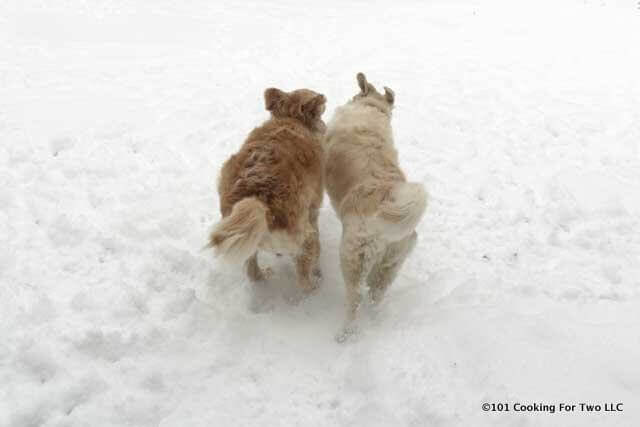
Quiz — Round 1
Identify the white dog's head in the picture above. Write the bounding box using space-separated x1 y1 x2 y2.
350 72 395 115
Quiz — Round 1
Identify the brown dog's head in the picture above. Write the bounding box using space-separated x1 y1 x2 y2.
351 72 395 114
264 88 327 132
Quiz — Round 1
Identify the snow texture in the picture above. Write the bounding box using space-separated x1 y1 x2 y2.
1 0 640 426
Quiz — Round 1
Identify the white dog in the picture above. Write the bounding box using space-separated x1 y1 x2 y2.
324 73 427 341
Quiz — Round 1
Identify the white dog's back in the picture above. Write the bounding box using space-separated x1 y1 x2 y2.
325 98 426 241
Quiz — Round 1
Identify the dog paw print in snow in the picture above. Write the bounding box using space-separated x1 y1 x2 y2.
74 329 136 363
16 346 59 384
140 372 166 393
163 288 196 320
601 262 622 285
49 136 76 157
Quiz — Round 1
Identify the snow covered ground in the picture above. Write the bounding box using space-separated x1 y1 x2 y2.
1 0 640 425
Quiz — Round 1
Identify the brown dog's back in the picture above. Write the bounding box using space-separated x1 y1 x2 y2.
218 118 323 234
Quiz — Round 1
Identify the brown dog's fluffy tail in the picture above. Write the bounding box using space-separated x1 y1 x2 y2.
208 197 268 264
376 182 427 241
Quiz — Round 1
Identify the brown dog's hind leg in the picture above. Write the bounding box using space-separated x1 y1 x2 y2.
309 208 322 281
245 252 272 282
294 226 321 293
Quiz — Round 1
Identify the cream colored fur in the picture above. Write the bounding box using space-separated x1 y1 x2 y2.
376 182 427 240
324 73 427 341
209 197 268 264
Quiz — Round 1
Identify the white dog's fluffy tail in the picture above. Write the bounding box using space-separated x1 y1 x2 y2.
376 182 427 240
208 197 268 264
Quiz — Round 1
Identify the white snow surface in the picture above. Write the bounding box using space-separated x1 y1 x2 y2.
2 1 640 426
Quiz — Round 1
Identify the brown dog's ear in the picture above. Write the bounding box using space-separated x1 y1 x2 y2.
264 88 286 112
302 94 326 119
357 72 369 95
384 86 395 104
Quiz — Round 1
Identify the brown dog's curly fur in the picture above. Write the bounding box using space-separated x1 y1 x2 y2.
210 87 326 292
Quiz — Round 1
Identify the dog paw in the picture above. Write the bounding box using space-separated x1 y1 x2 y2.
261 267 274 280
286 282 319 305
299 277 320 294
368 288 385 305
311 270 322 288
335 326 358 343
249 267 273 282
285 292 306 306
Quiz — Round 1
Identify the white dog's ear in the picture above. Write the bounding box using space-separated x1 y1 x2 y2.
384 86 395 104
264 88 286 112
357 72 369 95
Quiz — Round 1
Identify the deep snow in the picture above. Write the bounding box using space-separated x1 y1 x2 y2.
1 0 640 426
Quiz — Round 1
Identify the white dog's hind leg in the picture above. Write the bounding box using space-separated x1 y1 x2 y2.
368 231 417 304
294 225 321 294
336 229 380 342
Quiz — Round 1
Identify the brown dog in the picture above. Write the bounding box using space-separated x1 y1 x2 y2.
209 87 326 294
